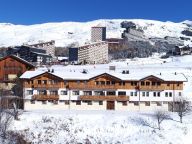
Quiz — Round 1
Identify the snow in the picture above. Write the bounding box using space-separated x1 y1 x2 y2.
0 19 191 47
11 110 192 144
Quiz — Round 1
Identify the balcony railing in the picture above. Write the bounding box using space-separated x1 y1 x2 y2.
79 95 129 101
32 95 59 100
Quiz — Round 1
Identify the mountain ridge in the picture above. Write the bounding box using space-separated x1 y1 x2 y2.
0 19 191 47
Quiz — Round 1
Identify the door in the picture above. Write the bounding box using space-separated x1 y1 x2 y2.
107 101 115 110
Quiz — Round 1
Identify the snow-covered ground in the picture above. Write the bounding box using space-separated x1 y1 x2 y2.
11 110 192 144
0 19 191 47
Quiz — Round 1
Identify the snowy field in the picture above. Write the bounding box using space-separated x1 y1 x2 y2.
11 110 192 144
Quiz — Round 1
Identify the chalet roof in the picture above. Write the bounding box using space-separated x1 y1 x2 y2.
20 67 187 82
0 55 35 68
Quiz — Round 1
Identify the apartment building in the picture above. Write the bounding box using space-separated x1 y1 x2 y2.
91 26 106 42
20 68 187 111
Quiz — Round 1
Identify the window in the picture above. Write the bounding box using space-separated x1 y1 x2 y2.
156 102 162 106
119 82 125 86
157 82 161 86
146 92 149 97
99 101 103 105
65 101 69 105
141 81 145 86
73 91 79 95
134 92 137 96
83 91 92 96
152 82 156 86
50 90 58 95
111 81 115 85
177 83 180 87
38 80 41 84
30 100 35 104
76 101 81 105
142 92 145 97
146 82 150 86
157 92 160 97
179 92 182 96
95 91 105 96
165 92 168 97
169 92 172 97
131 81 137 86
167 83 170 86
106 81 110 85
42 101 47 104
130 92 133 96
118 91 126 95
60 91 68 95
95 81 99 85
122 101 127 106
153 92 156 97
107 91 116 95
53 101 58 105
145 102 150 106
134 102 139 106
42 80 47 85
100 81 105 85
87 101 92 105
26 90 33 95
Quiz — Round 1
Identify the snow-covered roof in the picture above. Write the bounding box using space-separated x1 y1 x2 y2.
20 68 187 82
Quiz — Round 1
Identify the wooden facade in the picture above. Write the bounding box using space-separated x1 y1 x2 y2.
0 55 35 83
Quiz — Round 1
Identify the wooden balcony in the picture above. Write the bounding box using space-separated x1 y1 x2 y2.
31 84 62 89
79 95 129 101
32 95 59 101
69 85 118 90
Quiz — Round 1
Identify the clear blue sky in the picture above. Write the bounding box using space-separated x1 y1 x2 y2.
0 0 191 25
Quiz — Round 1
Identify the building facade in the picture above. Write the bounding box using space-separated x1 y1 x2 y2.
29 40 56 57
0 55 35 89
7 46 52 66
20 69 187 111
91 27 106 42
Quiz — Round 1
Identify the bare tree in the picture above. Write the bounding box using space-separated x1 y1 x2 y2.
177 98 191 123
154 110 170 130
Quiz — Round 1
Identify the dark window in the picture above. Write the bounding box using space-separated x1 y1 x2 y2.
38 80 41 84
65 101 69 105
118 91 126 95
106 81 110 85
157 92 160 97
42 101 47 104
42 80 47 85
145 102 150 106
60 91 68 95
134 102 139 106
146 92 149 97
134 92 137 96
99 101 103 105
142 92 145 97
157 82 161 86
100 81 105 85
87 101 92 105
30 100 35 104
95 81 99 85
169 92 172 97
146 82 150 86
76 101 81 105
131 81 137 86
64 80 68 85
177 83 180 87
130 92 133 96
122 101 127 106
141 81 145 86
156 102 162 106
152 82 156 86
119 82 125 86
167 83 170 86
111 81 115 85
153 92 156 97
107 91 116 95
165 92 168 97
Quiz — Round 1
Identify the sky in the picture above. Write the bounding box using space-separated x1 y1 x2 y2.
0 0 191 25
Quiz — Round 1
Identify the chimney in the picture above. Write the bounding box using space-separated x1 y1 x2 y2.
175 72 177 75
160 73 161 75
51 69 54 73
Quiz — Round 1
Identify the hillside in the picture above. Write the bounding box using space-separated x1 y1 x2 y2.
0 19 192 47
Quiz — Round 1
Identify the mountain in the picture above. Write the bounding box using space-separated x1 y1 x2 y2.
0 19 192 47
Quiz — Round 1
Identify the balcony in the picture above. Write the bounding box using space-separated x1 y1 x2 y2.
32 95 59 101
69 85 118 90
32 84 62 89
79 95 129 101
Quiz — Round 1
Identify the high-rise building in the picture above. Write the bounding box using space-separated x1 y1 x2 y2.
91 27 106 42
